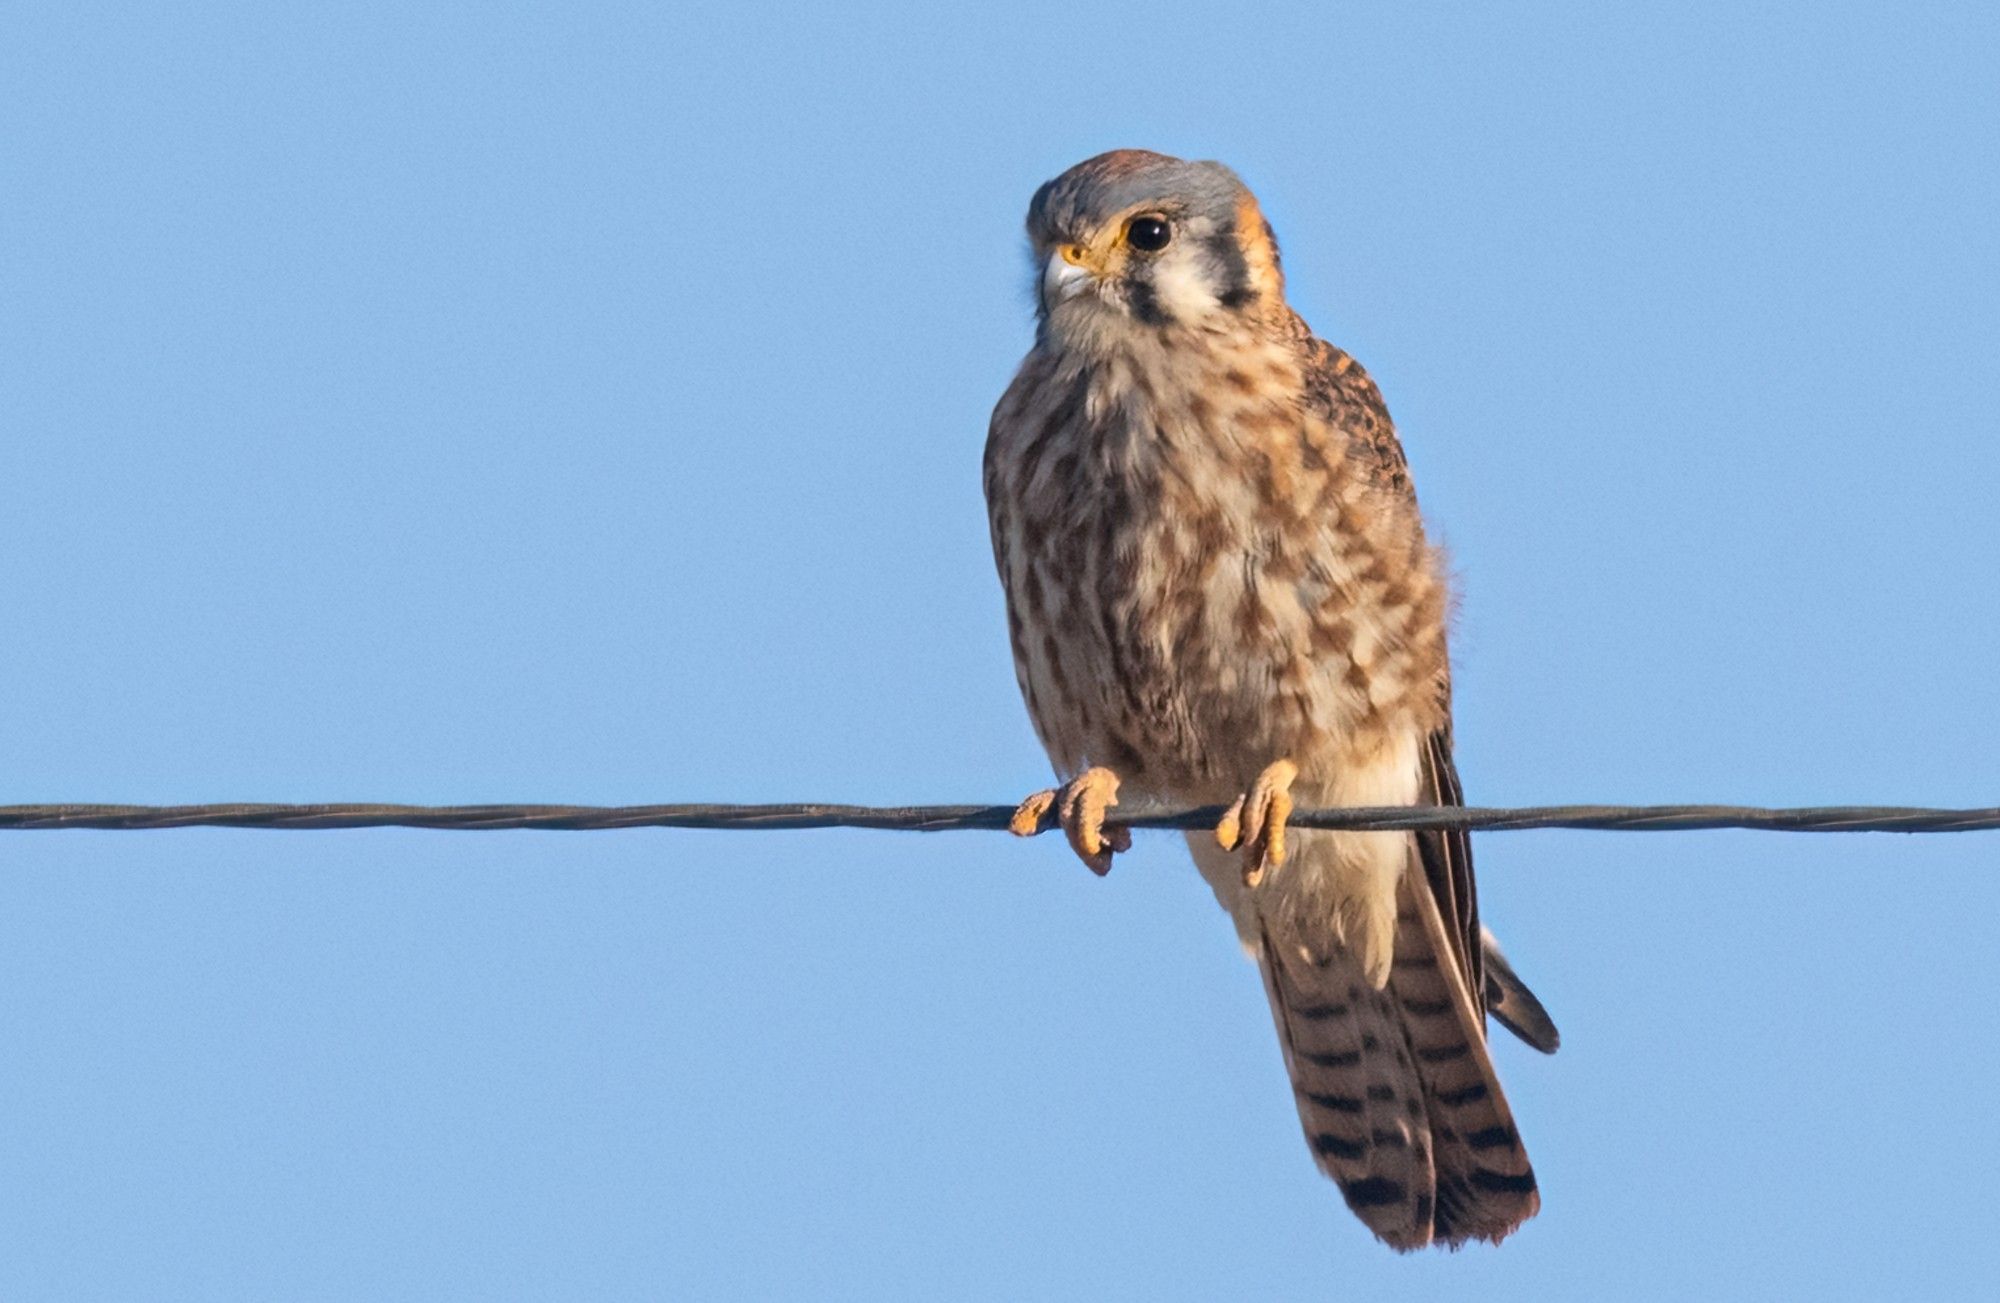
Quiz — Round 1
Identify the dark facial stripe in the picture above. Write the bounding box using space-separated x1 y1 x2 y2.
1125 273 1171 326
1205 224 1255 310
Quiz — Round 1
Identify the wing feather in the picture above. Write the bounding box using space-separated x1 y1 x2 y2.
1298 328 1559 1056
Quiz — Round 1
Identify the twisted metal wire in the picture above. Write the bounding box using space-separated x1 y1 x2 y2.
2 801 1998 834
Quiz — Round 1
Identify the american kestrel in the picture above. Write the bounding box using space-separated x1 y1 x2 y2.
983 150 1558 1250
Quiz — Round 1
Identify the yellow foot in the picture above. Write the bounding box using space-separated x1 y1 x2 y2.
1215 759 1299 888
1008 766 1130 876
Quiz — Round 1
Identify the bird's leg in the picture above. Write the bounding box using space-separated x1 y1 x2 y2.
1008 766 1131 876
1216 759 1299 887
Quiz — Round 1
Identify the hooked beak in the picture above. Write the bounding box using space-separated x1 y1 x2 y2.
1041 244 1098 309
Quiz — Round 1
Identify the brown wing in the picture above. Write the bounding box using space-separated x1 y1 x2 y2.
1296 332 1482 1010
1483 927 1562 1054
1297 329 1558 1053
1417 726 1483 1026
1293 329 1414 499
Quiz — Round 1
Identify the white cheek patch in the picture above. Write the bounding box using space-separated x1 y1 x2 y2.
1145 253 1220 320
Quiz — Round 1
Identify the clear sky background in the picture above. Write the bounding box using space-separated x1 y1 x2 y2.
4 3 1997 1299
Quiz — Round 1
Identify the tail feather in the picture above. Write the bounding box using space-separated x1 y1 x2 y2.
1261 924 1438 1250
1393 867 1539 1246
1257 861 1539 1251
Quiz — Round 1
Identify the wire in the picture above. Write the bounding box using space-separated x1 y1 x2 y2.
2 801 1998 833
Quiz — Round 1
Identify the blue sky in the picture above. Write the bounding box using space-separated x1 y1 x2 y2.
4 2 1997 1298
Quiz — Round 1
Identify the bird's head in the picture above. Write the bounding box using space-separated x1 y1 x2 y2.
1025 149 1286 336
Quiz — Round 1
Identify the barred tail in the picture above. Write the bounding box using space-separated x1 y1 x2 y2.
1258 863 1538 1250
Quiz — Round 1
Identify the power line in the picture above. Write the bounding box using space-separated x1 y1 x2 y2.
2 801 1998 834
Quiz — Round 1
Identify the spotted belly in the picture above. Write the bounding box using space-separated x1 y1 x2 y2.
1011 514 1431 805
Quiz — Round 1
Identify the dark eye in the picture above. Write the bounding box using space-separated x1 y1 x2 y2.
1125 215 1172 252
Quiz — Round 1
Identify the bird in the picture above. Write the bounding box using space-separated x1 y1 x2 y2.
982 149 1558 1251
